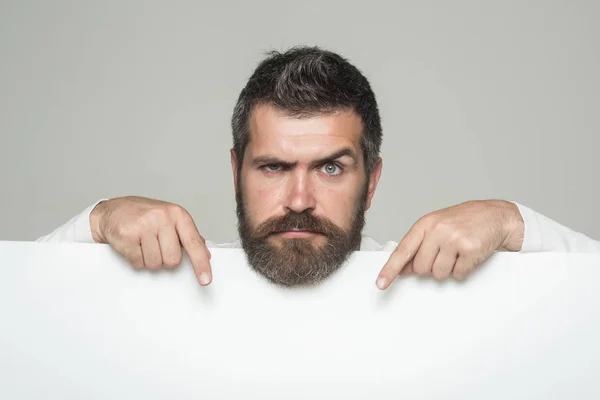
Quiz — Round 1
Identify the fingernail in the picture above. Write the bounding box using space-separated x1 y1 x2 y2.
199 272 211 285
376 277 388 290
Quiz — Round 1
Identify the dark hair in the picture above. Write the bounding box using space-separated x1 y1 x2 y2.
231 46 382 174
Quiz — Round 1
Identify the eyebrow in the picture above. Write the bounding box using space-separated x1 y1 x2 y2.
252 148 358 169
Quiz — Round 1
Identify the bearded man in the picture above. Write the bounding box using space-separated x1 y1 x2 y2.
37 46 600 289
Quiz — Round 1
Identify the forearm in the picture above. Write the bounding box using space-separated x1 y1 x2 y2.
512 202 600 253
36 199 108 243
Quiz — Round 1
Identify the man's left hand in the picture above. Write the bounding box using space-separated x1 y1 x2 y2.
376 200 525 290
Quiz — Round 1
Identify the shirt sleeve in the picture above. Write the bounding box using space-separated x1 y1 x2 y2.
511 201 600 253
35 199 108 243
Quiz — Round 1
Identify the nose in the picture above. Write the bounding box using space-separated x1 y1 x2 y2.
284 170 317 214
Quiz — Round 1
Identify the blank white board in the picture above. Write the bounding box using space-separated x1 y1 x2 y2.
1 240 599 399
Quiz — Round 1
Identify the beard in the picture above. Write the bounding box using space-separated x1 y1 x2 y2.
235 180 367 288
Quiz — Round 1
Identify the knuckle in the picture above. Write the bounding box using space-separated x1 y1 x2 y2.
453 271 467 281
116 224 140 241
432 268 449 280
167 203 189 219
456 236 480 254
111 241 128 256
411 254 430 276
472 254 485 266
418 213 437 229
448 229 465 243
146 262 162 270
114 224 127 239
119 244 143 269
453 263 473 280
142 208 170 225
432 220 454 236
413 262 430 276
164 253 182 268
129 256 144 269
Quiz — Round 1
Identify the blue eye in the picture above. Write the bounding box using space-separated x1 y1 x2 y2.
264 164 282 172
320 162 342 176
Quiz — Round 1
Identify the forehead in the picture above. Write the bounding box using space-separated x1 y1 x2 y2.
246 104 363 159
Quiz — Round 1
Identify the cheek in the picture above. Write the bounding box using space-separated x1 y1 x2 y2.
316 187 359 228
242 175 285 223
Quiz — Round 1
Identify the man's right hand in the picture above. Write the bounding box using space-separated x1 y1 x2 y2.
89 196 212 285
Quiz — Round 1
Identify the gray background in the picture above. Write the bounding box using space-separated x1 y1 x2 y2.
1 0 598 243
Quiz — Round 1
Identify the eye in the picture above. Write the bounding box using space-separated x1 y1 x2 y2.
262 164 282 172
319 162 342 176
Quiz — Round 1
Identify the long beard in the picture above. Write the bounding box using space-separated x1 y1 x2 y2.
235 180 367 287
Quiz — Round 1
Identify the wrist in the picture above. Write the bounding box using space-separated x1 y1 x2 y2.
90 200 109 243
498 200 525 251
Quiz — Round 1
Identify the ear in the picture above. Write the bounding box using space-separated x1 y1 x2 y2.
230 148 239 191
364 157 383 211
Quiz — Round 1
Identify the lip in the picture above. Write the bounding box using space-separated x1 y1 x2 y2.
276 230 320 238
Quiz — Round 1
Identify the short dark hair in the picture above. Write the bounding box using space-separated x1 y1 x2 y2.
231 46 382 174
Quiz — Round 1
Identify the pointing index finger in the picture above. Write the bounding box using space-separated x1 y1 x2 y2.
176 217 212 286
376 223 425 290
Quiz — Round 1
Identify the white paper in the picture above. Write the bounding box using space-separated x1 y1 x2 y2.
1 240 599 399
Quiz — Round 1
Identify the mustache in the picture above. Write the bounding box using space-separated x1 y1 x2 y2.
253 211 343 238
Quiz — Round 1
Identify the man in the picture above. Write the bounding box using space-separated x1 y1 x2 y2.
37 46 600 290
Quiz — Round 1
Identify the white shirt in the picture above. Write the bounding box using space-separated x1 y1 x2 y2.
36 199 600 254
